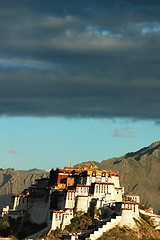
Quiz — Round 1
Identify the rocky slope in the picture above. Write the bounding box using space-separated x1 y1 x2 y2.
98 218 160 240
0 168 48 209
79 141 160 214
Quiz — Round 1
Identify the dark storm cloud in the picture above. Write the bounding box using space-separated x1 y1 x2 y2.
0 0 160 119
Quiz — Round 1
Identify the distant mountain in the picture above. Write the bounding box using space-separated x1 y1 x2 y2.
0 168 49 209
20 168 50 175
79 141 160 214
1 142 160 214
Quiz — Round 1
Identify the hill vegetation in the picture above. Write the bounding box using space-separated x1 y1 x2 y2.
36 212 160 240
98 218 160 240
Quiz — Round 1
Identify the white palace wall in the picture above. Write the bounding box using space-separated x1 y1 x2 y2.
51 209 73 230
119 202 139 228
65 190 75 209
76 196 89 212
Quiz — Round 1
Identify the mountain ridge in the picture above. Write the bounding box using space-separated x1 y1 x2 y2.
0 141 160 214
76 141 160 214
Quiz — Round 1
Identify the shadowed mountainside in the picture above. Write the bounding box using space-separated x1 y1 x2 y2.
78 141 160 214
0 168 49 209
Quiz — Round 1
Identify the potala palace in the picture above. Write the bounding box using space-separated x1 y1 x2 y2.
2 164 156 239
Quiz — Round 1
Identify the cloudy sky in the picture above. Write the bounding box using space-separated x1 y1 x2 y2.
0 0 160 170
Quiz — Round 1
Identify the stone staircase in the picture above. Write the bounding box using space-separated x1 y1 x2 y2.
89 216 122 240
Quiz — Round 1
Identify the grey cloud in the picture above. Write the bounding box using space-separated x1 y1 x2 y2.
9 150 21 154
0 0 160 119
113 127 135 138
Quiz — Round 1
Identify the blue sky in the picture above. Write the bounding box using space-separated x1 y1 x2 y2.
0 1 160 170
1 116 160 170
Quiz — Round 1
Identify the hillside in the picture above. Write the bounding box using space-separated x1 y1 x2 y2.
0 168 49 209
0 141 160 215
46 213 160 240
79 141 160 214
98 217 160 240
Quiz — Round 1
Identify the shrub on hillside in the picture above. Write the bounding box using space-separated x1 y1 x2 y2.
139 212 154 228
65 211 93 233
138 203 150 210
0 214 10 237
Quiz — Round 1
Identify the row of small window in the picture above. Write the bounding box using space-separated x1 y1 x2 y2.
132 197 138 201
55 212 72 221
55 213 62 221
91 175 108 179
67 192 74 200
76 187 88 193
122 203 136 212
95 185 108 193
91 174 108 177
